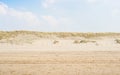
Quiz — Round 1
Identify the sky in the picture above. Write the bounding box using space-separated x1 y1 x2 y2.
0 0 120 32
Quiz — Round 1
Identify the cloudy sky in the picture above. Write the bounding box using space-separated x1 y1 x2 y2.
0 0 120 32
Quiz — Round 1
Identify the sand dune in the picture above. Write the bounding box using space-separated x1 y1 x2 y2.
0 31 120 51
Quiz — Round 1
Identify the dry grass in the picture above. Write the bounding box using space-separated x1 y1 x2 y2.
115 39 120 44
0 31 119 45
80 40 89 43
73 40 80 44
53 40 59 44
74 40 96 44
80 40 96 43
0 31 120 40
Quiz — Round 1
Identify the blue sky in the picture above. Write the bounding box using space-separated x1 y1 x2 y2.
0 0 120 32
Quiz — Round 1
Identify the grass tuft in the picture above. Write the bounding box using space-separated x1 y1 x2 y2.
74 40 80 44
53 40 59 44
74 40 96 44
115 39 120 44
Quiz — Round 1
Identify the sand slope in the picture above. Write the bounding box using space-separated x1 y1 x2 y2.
0 37 120 51
0 31 120 51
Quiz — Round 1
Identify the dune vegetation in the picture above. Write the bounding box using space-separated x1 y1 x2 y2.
0 31 120 45
115 39 120 44
0 31 120 39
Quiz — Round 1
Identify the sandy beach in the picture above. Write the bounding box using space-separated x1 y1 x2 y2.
0 31 120 75
0 51 120 75
1 0 120 74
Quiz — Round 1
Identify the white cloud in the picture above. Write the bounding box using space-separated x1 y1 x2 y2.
87 0 104 4
104 0 120 7
9 9 40 25
42 0 55 8
102 0 120 16
0 2 8 15
42 15 71 26
42 16 58 26
112 8 120 16
87 0 120 16
87 0 98 3
0 2 40 25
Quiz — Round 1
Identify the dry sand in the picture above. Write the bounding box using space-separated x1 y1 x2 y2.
0 51 120 75
0 37 120 51
0 31 120 51
0 32 120 75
